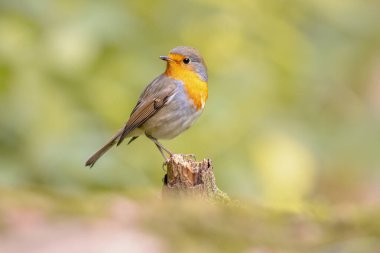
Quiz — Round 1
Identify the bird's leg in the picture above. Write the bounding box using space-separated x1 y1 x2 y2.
146 134 173 159
154 142 167 160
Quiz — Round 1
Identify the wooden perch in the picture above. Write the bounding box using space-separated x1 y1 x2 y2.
162 154 230 203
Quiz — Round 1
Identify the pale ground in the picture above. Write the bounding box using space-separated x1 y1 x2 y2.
0 196 166 253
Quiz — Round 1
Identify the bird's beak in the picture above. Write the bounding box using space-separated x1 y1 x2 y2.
159 55 174 62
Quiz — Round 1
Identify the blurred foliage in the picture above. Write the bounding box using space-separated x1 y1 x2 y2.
1 0 380 252
0 0 380 210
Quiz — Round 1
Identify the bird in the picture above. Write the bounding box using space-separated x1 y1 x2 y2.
85 46 208 167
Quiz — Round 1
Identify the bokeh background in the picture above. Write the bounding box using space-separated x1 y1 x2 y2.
1 0 380 252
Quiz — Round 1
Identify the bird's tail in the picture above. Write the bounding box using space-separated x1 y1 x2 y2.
85 129 124 168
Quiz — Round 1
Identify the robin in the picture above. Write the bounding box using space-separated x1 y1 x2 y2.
85 46 208 167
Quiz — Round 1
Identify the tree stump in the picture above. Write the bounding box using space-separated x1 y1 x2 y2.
162 154 230 203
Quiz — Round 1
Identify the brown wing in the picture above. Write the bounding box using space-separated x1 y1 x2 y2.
85 74 177 168
116 86 177 145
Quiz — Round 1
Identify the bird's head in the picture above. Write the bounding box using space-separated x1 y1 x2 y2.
160 46 208 82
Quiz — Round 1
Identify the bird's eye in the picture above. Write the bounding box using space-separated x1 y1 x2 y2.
183 58 190 64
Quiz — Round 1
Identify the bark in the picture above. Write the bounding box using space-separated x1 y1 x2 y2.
162 154 230 203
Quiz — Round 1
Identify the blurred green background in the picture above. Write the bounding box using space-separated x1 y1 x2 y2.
1 0 380 205
1 0 380 252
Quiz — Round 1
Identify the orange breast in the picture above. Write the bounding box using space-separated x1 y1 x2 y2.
166 65 208 110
